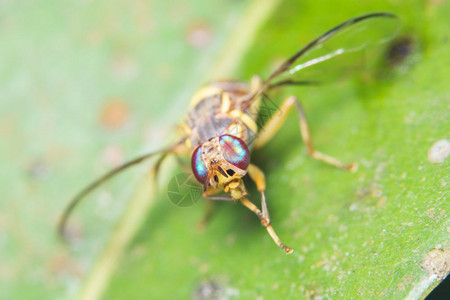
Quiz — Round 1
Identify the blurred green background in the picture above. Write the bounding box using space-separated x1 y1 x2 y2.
1 0 448 299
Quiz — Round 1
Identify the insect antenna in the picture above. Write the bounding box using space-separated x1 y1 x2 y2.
58 140 184 240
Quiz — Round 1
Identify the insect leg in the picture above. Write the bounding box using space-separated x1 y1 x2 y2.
152 139 191 183
240 197 293 254
253 96 297 149
253 96 357 171
247 164 269 222
152 151 170 178
58 139 186 240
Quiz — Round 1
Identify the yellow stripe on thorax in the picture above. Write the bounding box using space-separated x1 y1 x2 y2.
220 92 231 113
189 84 257 135
229 109 258 133
189 86 223 108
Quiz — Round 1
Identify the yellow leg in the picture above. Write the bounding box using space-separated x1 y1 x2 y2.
253 96 357 171
247 164 269 221
240 197 293 254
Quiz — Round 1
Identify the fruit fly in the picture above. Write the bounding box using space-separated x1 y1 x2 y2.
59 13 400 254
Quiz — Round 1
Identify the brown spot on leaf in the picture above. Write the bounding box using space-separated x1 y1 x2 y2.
50 251 83 278
186 21 213 48
421 248 450 280
100 98 130 130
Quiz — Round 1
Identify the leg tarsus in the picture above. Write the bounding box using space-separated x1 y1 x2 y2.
240 198 293 254
293 99 357 171
306 148 358 171
151 152 169 179
254 95 356 171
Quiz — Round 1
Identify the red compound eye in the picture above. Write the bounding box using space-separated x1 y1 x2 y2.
219 134 250 170
191 145 208 183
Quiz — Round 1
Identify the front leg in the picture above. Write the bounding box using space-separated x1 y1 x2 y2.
247 164 270 223
240 197 293 254
244 163 292 254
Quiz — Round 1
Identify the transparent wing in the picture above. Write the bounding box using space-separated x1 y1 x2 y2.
263 12 401 88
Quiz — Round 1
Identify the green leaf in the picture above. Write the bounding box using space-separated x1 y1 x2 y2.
103 1 449 299
104 1 449 299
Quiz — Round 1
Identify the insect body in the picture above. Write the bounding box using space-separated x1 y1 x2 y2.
59 13 400 254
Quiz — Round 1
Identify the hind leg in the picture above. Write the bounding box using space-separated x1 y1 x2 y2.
253 96 357 171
